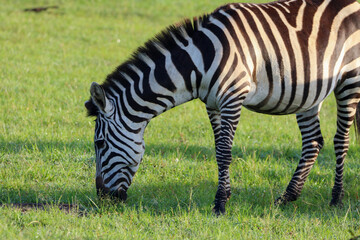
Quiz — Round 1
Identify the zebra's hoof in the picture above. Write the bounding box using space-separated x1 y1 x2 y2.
275 191 299 206
275 193 298 206
329 200 343 207
329 197 343 207
274 196 288 206
212 202 226 216
330 186 344 207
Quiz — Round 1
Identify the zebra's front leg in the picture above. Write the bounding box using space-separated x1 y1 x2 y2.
276 105 324 205
207 107 241 215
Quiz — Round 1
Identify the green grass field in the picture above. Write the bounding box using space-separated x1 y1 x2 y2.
1 0 360 239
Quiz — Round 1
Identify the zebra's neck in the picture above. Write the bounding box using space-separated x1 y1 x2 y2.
102 18 211 123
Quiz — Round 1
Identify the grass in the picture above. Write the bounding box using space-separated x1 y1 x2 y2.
1 0 360 239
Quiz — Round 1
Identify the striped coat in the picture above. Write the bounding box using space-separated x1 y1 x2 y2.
86 0 360 214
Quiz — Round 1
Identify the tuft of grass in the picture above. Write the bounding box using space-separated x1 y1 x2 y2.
1 0 359 239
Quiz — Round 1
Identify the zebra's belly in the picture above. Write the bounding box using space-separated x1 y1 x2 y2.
243 104 313 115
242 81 328 115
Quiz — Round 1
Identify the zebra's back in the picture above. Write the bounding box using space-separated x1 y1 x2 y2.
199 0 360 115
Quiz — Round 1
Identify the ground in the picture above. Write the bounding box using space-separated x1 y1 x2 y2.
0 0 359 239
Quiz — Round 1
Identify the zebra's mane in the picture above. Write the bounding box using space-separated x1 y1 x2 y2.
105 16 210 86
86 14 210 117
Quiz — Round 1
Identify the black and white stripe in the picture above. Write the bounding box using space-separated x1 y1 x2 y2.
85 0 360 214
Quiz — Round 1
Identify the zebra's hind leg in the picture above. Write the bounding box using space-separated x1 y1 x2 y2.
330 81 360 206
207 105 241 215
275 104 324 205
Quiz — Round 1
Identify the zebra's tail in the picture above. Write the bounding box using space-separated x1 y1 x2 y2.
354 102 360 142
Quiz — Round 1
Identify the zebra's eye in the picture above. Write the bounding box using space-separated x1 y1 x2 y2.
95 139 105 149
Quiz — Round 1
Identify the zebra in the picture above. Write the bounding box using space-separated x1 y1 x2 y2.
85 0 360 215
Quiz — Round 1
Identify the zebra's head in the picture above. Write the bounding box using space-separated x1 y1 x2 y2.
85 82 146 201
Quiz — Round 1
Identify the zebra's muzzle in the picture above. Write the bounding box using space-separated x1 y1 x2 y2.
110 188 128 202
96 176 128 201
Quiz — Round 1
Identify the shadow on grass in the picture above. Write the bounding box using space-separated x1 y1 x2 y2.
1 138 359 218
1 178 359 221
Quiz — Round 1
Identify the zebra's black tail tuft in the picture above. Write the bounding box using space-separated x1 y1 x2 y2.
354 102 360 143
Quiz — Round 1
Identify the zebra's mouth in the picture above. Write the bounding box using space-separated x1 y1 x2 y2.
96 176 128 202
110 189 128 202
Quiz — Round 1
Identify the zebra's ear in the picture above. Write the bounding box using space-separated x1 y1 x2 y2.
90 82 113 114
